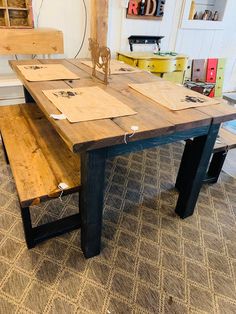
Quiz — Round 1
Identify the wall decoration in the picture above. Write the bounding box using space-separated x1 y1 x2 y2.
0 0 33 28
127 0 165 20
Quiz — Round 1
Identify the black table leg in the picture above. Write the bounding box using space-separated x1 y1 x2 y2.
79 148 107 258
175 123 220 219
175 140 193 192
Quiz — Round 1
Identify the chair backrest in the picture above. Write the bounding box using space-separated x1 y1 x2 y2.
0 28 64 55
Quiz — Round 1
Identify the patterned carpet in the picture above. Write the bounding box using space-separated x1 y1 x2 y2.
0 142 236 314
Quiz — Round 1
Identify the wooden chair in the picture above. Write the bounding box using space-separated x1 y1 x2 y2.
0 28 64 104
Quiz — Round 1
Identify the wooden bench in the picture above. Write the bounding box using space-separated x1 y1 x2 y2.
204 128 236 183
176 127 236 191
0 104 81 248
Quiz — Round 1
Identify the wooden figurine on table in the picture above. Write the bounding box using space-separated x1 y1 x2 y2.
88 38 111 85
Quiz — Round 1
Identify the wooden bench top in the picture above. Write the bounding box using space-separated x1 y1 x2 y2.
9 59 236 153
215 128 236 153
0 104 81 208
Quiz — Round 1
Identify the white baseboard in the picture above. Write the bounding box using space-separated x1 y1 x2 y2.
0 97 24 106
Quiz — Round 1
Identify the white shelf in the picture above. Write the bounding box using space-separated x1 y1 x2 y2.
180 0 228 30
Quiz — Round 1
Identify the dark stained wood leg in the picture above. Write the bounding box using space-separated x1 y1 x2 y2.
20 206 35 249
79 148 107 258
24 87 35 103
175 123 221 219
175 140 193 192
1 135 9 165
204 150 228 184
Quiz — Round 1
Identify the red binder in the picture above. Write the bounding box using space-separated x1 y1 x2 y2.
206 59 218 83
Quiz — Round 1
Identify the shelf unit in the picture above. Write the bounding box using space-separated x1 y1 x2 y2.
0 0 33 28
180 0 228 30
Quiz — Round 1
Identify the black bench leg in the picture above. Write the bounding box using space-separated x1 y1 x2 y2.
20 206 35 249
79 148 107 258
204 150 228 184
24 87 35 103
175 123 220 219
1 136 9 165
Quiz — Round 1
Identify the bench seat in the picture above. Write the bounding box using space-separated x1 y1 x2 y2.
0 103 81 248
0 104 81 208
215 128 236 152
204 127 236 183
177 125 236 190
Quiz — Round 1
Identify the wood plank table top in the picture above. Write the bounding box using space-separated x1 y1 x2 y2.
10 59 236 153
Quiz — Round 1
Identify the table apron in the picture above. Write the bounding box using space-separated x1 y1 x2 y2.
106 125 211 159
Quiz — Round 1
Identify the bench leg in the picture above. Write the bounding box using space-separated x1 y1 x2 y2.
1 135 9 165
21 205 81 249
175 123 220 219
20 207 35 249
204 150 228 184
24 87 35 103
79 148 107 258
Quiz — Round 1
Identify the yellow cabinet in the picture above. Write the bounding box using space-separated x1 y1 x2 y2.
117 52 188 84
117 54 138 67
176 58 188 71
138 59 177 73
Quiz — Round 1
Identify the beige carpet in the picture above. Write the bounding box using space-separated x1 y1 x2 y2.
0 142 236 313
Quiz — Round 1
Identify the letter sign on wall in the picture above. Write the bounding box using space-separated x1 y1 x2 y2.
128 0 139 15
127 0 165 20
145 0 157 16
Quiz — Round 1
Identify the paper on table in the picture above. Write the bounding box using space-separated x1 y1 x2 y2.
129 81 220 111
43 86 137 123
17 64 80 82
81 59 142 75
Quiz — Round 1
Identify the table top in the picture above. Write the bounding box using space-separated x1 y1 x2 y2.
10 59 236 153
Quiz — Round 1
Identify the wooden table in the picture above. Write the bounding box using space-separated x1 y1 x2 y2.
10 59 236 258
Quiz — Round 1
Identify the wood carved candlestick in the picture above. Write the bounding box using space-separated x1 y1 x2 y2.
88 38 111 85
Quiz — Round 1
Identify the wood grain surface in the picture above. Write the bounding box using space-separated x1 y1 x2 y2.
9 58 236 152
0 104 81 207
0 28 64 55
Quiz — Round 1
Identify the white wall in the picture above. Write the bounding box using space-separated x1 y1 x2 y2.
0 0 90 74
108 0 236 92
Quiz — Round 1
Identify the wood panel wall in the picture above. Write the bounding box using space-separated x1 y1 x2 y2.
90 0 109 46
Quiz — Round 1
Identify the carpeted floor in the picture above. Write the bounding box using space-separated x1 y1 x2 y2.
0 142 236 314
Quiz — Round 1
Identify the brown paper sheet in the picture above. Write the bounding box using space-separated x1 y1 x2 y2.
129 81 220 111
43 86 137 123
17 64 80 82
81 59 142 75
